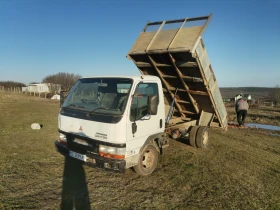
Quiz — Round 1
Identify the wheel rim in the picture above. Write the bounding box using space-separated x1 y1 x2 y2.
142 149 155 169
202 130 209 145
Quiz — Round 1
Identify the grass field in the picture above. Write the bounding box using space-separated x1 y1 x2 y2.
0 92 280 209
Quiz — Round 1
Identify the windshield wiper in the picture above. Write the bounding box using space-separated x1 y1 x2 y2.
63 104 86 110
81 98 100 105
88 106 108 114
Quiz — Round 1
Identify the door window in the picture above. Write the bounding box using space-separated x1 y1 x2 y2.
130 83 158 121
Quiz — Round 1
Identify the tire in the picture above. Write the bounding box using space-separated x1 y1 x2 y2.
133 144 158 176
196 126 209 148
189 126 199 147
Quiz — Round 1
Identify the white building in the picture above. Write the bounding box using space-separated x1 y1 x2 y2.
22 87 28 92
27 84 49 93
235 93 252 102
25 83 61 94
243 94 252 100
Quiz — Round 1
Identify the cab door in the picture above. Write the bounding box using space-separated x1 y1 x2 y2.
126 82 164 157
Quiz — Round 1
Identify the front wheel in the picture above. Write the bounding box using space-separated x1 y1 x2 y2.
133 144 158 176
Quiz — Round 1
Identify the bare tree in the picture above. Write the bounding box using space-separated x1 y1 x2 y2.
271 85 280 106
42 72 82 91
0 81 26 88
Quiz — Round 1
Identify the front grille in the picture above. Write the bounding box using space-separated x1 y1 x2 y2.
67 135 99 154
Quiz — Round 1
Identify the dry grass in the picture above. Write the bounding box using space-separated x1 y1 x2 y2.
0 92 280 209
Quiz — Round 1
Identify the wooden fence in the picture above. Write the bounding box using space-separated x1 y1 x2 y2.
0 86 56 99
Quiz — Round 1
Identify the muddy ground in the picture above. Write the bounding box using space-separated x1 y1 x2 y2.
0 92 279 209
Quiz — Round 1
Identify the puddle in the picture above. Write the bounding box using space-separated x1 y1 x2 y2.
246 123 280 131
270 133 280 137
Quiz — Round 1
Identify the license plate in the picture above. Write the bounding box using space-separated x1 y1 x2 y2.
69 150 87 162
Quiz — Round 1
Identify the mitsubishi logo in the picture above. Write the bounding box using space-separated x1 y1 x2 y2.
79 126 83 131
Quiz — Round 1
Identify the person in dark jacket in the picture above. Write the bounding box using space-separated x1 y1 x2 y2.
235 98 249 126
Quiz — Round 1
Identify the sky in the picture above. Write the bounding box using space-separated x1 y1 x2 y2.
0 0 279 87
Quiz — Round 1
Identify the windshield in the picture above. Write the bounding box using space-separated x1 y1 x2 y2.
62 78 132 115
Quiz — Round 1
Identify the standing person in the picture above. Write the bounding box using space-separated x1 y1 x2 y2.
235 98 249 126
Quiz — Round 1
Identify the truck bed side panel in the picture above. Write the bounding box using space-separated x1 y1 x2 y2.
194 38 228 128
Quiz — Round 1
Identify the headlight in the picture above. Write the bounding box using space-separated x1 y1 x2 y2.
99 145 125 159
58 133 67 144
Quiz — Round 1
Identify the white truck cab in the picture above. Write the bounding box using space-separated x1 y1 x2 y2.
56 75 168 175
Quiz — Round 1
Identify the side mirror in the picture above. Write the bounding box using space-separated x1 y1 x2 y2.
149 95 159 115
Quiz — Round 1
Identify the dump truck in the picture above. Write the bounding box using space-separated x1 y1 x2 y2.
55 14 227 175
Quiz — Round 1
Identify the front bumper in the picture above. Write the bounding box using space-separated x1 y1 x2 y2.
55 140 126 173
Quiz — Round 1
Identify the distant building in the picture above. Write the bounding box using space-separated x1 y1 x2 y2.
25 83 61 94
235 93 252 101
222 98 232 102
243 94 252 100
264 101 274 107
235 94 243 102
27 84 49 93
22 87 28 92
262 97 274 107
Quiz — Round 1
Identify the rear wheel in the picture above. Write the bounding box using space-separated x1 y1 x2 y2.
189 126 199 147
133 144 158 176
196 126 209 148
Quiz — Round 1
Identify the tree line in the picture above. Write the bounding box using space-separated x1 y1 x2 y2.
0 81 26 88
1 72 81 91
42 72 81 90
